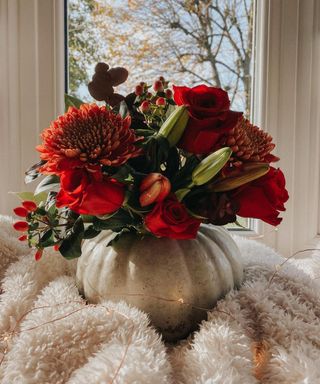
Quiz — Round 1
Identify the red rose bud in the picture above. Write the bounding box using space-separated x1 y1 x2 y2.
53 244 60 251
18 235 28 241
13 206 28 217
146 92 153 99
35 249 43 261
13 221 29 232
153 80 164 92
22 200 37 212
135 85 144 96
139 173 171 207
156 97 166 106
139 100 150 113
165 89 173 99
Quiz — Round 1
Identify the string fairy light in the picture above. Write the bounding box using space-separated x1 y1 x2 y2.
268 248 320 286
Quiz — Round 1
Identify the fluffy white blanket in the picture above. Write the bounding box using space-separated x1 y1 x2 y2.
1 215 320 384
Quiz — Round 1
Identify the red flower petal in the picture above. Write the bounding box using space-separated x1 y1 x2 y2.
13 207 29 217
22 201 37 212
35 249 43 261
13 221 29 232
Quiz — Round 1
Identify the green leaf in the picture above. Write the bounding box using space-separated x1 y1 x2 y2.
144 136 170 172
13 191 35 202
39 229 55 247
83 225 101 239
81 214 96 223
11 191 48 205
93 209 138 232
47 203 57 217
25 160 46 184
59 218 84 259
64 94 84 112
111 165 134 184
29 222 39 231
35 175 60 194
171 156 200 191
34 192 48 205
135 129 156 137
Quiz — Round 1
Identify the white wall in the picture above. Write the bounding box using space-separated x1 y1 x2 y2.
0 0 64 214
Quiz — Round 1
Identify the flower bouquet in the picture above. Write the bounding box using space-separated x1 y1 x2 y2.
12 63 288 340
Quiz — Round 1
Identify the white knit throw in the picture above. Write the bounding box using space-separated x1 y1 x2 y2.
0 215 320 384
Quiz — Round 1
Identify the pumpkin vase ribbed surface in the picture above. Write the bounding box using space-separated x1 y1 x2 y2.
76 225 243 341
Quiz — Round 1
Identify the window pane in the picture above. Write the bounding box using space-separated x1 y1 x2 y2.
66 0 255 230
67 0 254 113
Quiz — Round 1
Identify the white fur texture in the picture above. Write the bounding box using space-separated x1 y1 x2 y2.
1 216 320 383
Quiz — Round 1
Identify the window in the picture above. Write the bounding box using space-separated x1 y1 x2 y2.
67 0 255 115
66 0 256 231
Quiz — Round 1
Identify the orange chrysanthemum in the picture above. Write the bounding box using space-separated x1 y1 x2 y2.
218 117 279 166
36 104 142 174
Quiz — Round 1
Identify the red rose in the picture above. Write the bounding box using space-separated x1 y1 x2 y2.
145 194 200 239
56 168 125 215
230 167 289 226
173 84 242 154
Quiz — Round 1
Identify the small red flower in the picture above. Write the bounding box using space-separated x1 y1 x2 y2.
22 201 37 212
18 235 28 241
13 206 29 217
53 244 60 252
153 80 164 92
13 221 29 232
139 173 171 207
165 89 173 99
35 249 43 261
156 97 166 106
135 85 144 96
139 100 150 113
145 195 200 239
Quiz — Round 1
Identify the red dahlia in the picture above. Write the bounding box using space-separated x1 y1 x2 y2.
37 104 142 174
218 117 279 166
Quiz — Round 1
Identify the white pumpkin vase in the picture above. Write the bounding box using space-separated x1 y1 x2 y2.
76 224 243 341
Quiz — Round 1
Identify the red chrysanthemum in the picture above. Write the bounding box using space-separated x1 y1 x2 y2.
218 117 279 166
36 104 142 174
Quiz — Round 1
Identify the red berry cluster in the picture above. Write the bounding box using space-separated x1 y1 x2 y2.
13 199 63 261
134 77 173 126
